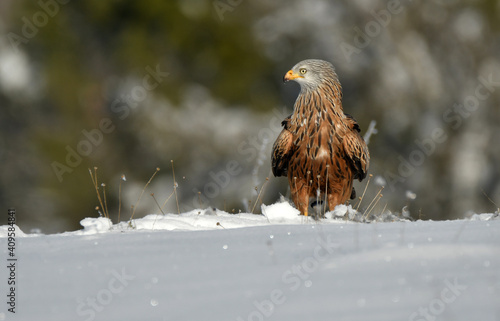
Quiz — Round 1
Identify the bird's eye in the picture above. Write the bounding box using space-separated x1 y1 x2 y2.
299 68 307 75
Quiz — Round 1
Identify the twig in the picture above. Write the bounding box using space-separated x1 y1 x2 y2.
102 183 109 219
356 174 373 211
481 188 499 212
248 186 258 212
315 174 321 220
93 167 102 211
161 190 175 210
95 206 103 217
89 168 106 218
161 190 175 211
362 186 384 220
353 196 362 210
377 202 388 221
198 192 203 208
130 167 160 220
251 177 270 214
151 193 165 215
293 176 297 205
171 160 180 214
323 165 329 217
93 167 98 188
309 179 313 216
152 214 159 230
118 174 126 223
381 202 388 215
364 194 383 220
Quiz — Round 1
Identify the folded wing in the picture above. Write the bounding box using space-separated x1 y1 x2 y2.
343 114 369 181
271 115 294 177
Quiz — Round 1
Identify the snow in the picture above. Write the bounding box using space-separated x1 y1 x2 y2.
0 203 499 321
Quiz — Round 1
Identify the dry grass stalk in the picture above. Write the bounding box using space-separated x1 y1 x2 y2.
89 167 108 219
364 193 383 220
161 190 175 211
95 206 103 217
323 165 329 217
481 188 499 213
118 174 126 223
151 192 165 215
198 191 203 208
362 186 384 220
102 183 109 218
251 177 270 214
130 167 160 221
171 160 180 214
356 174 373 211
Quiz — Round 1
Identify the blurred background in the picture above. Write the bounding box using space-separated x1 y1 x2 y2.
1 0 499 233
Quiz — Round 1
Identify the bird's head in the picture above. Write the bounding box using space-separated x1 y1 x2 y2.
283 59 339 90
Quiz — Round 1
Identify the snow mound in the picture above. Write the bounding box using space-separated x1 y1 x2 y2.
78 217 113 235
118 202 307 232
469 212 500 221
261 201 301 222
0 224 27 238
326 204 358 219
116 208 271 231
67 201 348 236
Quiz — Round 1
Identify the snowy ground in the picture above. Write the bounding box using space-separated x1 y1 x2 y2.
0 202 499 321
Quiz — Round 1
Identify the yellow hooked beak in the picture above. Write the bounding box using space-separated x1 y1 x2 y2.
283 69 303 82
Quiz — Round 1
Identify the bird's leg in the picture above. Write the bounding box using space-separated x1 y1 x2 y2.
298 186 309 217
291 179 309 216
327 193 341 213
304 171 311 217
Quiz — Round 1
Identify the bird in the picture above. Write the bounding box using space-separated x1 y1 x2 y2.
271 59 369 217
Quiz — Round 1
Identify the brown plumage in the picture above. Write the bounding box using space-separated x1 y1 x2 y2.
272 59 369 217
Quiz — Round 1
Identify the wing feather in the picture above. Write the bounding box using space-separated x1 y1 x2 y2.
342 114 370 181
271 115 294 177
